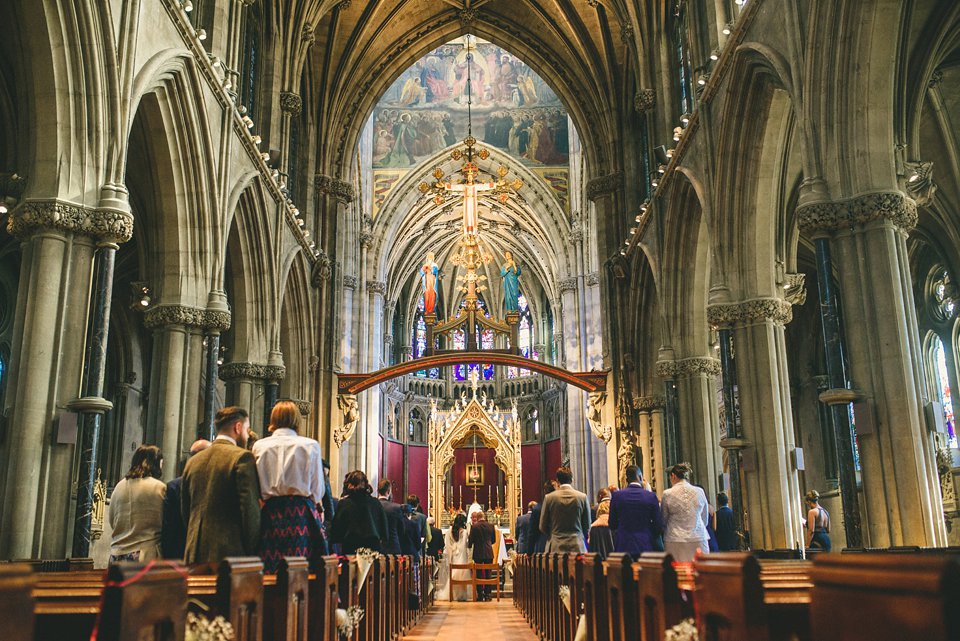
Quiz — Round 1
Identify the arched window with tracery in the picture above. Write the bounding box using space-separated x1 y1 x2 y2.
409 408 425 443
508 293 536 378
925 266 958 447
413 295 440 378
240 3 262 121
932 336 957 447
672 1 694 117
452 296 494 381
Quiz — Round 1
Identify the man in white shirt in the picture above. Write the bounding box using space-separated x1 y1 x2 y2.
251 400 326 571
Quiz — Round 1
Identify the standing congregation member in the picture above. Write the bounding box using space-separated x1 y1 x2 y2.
181 406 262 565
660 462 710 562
714 492 738 551
377 479 405 554
407 494 431 553
426 517 444 559
805 490 832 552
609 465 663 558
588 499 614 559
161 439 211 559
514 501 536 554
538 466 590 554
251 400 326 572
330 470 389 554
530 481 555 553
108 445 166 563
441 513 471 601
468 511 496 601
321 459 337 553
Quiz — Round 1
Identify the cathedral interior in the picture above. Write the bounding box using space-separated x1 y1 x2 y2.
2 0 960 607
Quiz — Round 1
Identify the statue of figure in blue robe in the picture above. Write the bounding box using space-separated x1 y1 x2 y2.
501 250 522 312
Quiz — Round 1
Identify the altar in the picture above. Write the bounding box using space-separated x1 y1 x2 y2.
427 382 523 535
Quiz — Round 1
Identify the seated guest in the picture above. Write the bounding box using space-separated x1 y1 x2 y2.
714 492 738 551
181 406 262 565
161 439 210 559
330 470 389 554
109 445 166 563
609 465 663 558
252 400 326 572
588 499 614 559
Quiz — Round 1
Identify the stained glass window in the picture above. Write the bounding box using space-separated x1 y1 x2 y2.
412 295 439 378
933 269 957 320
934 337 957 447
508 293 535 378
673 4 694 116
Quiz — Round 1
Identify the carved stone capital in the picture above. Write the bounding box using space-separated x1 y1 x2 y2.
279 91 303 116
586 271 601 287
291 399 313 417
796 191 918 234
315 173 355 204
585 171 624 202
459 8 478 26
620 23 634 45
707 298 794 328
559 277 578 293
366 280 386 295
8 200 134 244
311 250 332 286
343 275 358 289
218 361 286 382
634 89 656 114
658 357 721 378
144 304 232 331
359 231 374 248
633 395 666 411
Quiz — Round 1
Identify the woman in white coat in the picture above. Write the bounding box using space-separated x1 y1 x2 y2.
440 513 471 601
660 462 710 562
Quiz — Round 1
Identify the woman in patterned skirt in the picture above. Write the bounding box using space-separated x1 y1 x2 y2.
251 400 327 572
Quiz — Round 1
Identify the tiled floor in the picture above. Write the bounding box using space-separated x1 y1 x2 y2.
402 598 539 640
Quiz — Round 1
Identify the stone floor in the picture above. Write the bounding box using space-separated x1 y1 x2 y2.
402 598 538 640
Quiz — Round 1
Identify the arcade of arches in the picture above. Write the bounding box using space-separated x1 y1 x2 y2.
2 0 960 597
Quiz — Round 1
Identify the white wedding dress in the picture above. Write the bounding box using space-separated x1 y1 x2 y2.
438 528 471 602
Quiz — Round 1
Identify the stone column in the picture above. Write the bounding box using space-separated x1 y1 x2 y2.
560 277 591 490
362 280 385 478
2 199 131 559
710 299 804 550
659 357 722 499
799 191 946 546
201 292 231 440
634 395 666 492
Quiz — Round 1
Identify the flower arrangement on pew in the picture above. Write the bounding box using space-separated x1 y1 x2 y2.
664 618 699 641
355 547 381 591
558 585 571 613
336 605 365 639
185 610 235 641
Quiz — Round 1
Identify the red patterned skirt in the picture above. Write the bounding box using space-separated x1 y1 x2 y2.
260 495 325 573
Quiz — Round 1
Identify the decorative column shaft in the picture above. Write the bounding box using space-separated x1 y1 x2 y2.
716 327 745 550
71 242 118 557
202 331 221 440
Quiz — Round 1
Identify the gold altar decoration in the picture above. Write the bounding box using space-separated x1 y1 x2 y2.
428 388 522 535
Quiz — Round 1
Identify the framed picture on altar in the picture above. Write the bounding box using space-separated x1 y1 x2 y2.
465 463 484 486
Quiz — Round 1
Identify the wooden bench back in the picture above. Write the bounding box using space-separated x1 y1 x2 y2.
811 553 960 641
98 563 187 641
634 553 688 641
581 553 608 641
264 557 308 641
694 552 767 641
604 553 637 641
309 556 340 641
216 557 264 641
0 563 36 641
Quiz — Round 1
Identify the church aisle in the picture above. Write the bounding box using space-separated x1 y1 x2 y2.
403 599 538 641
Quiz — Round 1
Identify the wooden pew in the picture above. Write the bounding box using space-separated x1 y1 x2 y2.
337 556 359 641
581 553 608 641
633 553 691 641
694 553 811 641
563 553 584 641
0 563 36 641
810 553 960 641
263 557 308 641
97 563 187 641
604 553 637 641
308 557 340 641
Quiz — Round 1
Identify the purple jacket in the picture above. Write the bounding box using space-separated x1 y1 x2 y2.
609 484 663 557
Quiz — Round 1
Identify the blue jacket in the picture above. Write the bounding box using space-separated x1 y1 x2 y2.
515 512 532 554
609 484 663 557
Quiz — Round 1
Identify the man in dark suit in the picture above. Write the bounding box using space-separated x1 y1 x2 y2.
377 479 404 554
406 494 430 556
426 517 444 559
539 467 590 553
514 501 536 554
161 438 210 559
609 464 663 558
714 492 738 551
181 407 261 565
468 511 496 600
530 482 555 553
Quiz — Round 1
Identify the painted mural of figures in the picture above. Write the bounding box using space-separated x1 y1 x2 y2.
421 56 449 102
380 113 417 167
421 252 440 315
398 76 426 106
501 251 522 313
518 74 538 106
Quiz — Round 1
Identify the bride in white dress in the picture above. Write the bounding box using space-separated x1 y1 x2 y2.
437 513 471 602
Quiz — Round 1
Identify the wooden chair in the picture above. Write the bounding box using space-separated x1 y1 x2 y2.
0 563 36 641
97 563 187 641
474 562 502 601
810 553 960 641
449 561 475 598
